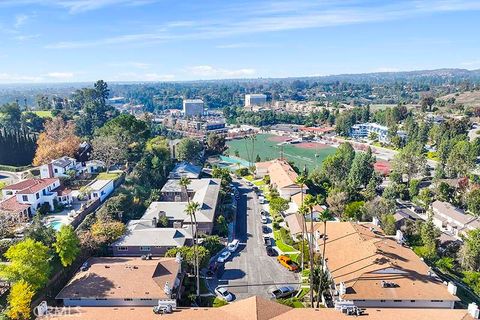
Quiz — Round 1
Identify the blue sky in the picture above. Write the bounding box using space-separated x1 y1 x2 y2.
0 0 480 83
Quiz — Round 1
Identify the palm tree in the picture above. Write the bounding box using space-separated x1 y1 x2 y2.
179 176 191 203
316 208 332 308
295 174 307 271
303 194 317 308
185 201 200 298
298 204 309 273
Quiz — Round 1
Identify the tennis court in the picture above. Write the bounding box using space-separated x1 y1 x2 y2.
226 134 336 171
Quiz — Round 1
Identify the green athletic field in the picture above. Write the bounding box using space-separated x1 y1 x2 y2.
226 134 336 171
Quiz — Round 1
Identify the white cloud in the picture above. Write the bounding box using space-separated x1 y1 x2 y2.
0 73 43 83
187 65 256 78
108 61 151 69
45 72 75 79
44 0 480 49
0 0 156 14
14 14 29 28
111 72 175 82
215 42 264 49
461 60 480 68
14 34 40 41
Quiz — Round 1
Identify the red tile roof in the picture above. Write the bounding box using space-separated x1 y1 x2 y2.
4 178 58 195
54 186 72 196
0 196 30 213
300 126 335 133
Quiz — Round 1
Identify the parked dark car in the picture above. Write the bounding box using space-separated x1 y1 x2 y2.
266 246 278 256
262 225 269 234
263 236 272 246
271 286 295 299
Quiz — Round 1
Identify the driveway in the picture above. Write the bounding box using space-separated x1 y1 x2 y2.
207 179 300 300
0 171 20 185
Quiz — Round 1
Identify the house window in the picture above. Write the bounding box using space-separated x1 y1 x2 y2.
124 299 133 301
93 193 98 198
393 300 402 302
140 246 151 252
54 169 58 173
380 300 386 302
5 191 12 196
22 195 28 202
431 300 444 302
117 247 128 251
36 193 40 199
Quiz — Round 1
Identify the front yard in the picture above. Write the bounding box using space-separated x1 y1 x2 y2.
96 172 121 180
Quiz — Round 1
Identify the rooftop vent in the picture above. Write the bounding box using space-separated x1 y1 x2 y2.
468 303 479 319
381 281 398 288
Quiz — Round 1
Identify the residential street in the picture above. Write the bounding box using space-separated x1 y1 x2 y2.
208 179 300 301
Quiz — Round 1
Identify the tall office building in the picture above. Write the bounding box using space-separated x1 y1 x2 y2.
245 94 267 107
182 99 204 117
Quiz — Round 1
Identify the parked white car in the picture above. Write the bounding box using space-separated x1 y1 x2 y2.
261 216 268 224
227 239 240 252
259 195 265 204
215 286 233 302
217 251 232 263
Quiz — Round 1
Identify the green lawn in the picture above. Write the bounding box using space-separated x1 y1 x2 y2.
97 172 120 180
273 230 298 253
244 175 254 181
226 134 336 171
24 110 53 118
253 179 265 186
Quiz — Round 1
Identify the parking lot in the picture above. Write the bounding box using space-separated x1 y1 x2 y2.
207 179 300 301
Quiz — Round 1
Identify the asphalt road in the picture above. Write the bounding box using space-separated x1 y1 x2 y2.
208 179 299 301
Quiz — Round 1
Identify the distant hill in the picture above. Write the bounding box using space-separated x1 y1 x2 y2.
440 90 480 108
302 68 480 84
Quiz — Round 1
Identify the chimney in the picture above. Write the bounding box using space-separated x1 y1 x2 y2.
395 230 404 243
447 282 457 295
47 163 54 178
372 216 380 226
152 217 157 228
164 281 172 296
469 303 479 319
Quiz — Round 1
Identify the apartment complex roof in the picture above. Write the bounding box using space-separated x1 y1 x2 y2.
300 126 335 133
113 220 192 247
39 296 476 320
312 222 458 302
168 161 202 179
432 200 478 226
183 99 204 103
158 178 221 223
56 257 179 300
4 178 58 194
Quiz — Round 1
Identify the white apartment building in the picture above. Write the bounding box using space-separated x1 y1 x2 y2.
350 122 406 143
182 99 204 117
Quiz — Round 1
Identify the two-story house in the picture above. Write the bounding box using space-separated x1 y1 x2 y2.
0 178 71 220
40 157 79 179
